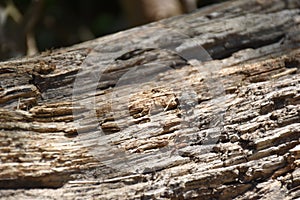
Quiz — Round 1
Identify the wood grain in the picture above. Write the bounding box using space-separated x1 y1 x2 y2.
0 0 299 199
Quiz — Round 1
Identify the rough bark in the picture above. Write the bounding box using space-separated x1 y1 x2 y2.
0 0 300 199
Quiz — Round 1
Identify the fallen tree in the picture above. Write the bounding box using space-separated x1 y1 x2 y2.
0 0 299 199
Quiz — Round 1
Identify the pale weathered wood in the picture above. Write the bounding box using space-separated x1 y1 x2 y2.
0 0 300 199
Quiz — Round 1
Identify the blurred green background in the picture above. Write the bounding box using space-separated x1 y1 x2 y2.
0 0 226 61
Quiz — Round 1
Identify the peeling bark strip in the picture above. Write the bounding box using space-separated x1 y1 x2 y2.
0 0 300 199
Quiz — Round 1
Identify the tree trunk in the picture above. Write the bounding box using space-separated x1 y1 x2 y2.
0 0 300 199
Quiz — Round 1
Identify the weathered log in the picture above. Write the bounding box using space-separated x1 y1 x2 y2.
0 0 300 199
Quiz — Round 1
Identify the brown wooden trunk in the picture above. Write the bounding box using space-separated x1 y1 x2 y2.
0 0 300 199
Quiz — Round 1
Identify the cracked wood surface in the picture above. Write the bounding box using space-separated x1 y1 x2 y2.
0 0 300 199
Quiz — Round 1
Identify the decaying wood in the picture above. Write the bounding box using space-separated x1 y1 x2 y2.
0 0 300 199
